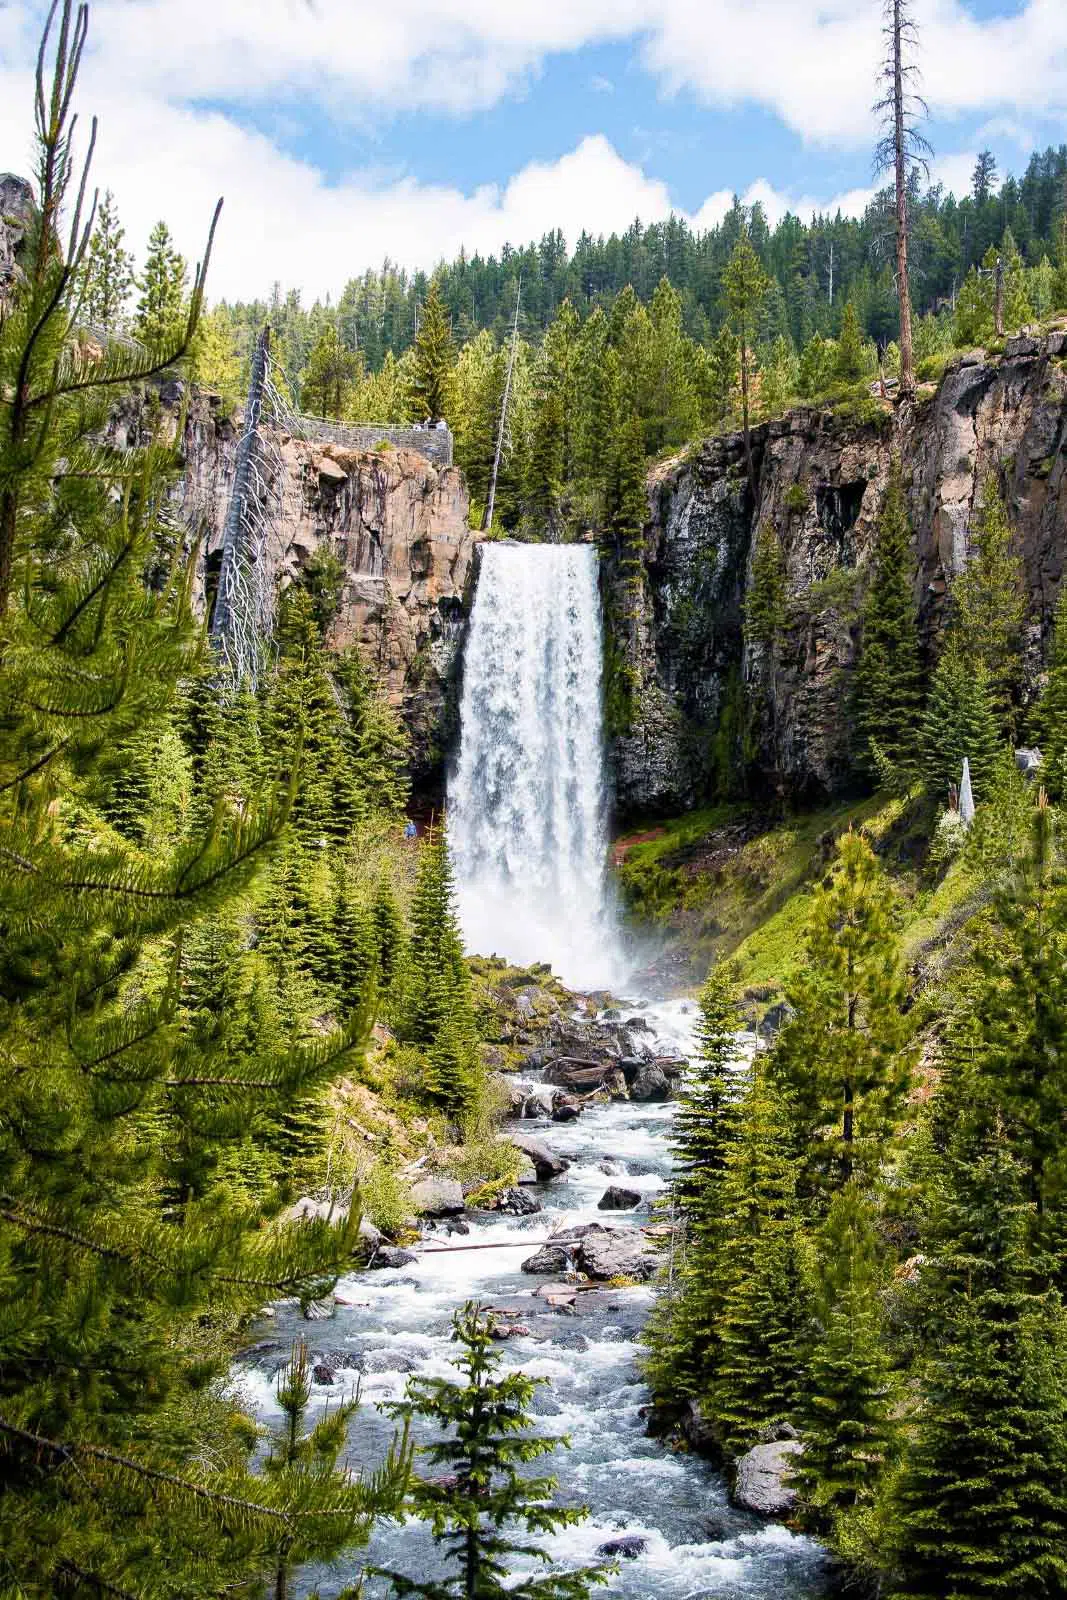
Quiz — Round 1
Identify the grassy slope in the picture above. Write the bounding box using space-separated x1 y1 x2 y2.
616 792 987 1003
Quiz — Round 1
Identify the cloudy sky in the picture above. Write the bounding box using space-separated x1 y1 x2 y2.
1 0 1065 301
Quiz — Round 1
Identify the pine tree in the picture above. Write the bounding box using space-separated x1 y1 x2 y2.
893 1131 1067 1598
723 229 771 498
774 832 915 1193
398 823 479 1114
81 187 133 329
377 1304 609 1600
1038 582 1067 799
920 642 1001 804
708 1062 814 1454
263 1339 411 1600
835 301 867 382
672 961 746 1218
136 219 188 348
854 460 924 784
604 413 647 582
744 522 787 653
410 280 455 422
950 475 1025 732
301 322 360 418
794 1184 896 1532
697 322 739 427
0 9 401 1589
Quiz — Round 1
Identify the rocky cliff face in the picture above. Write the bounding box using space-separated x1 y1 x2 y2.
159 388 474 786
610 328 1067 816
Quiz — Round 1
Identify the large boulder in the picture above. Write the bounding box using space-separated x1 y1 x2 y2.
490 1187 542 1216
629 1063 672 1102
507 1133 570 1181
551 1093 582 1122
521 1243 574 1275
573 1227 657 1282
410 1177 465 1217
732 1438 804 1517
368 1245 419 1269
597 1186 641 1211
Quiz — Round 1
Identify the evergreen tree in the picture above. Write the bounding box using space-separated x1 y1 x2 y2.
795 1185 896 1532
774 832 915 1193
604 414 647 582
920 642 1001 804
263 1339 410 1600
950 475 1025 732
397 824 479 1114
708 1062 814 1453
854 460 924 784
797 333 836 398
136 220 188 348
301 322 360 418
723 230 770 497
81 187 134 329
410 280 456 422
672 961 746 1217
835 300 867 382
1038 581 1067 799
744 522 787 653
893 1132 1067 1598
0 10 401 1589
377 1304 609 1600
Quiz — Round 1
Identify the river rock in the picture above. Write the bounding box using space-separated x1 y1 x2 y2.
732 1438 804 1517
491 1187 542 1215
574 1228 657 1282
521 1243 574 1275
628 1063 671 1102
369 1245 418 1269
551 1094 582 1122
410 1177 465 1217
597 1535 647 1559
543 1058 612 1091
521 1085 556 1118
758 1001 796 1040
507 1132 570 1180
597 1185 642 1211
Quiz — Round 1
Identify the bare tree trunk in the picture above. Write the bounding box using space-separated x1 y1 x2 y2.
482 277 521 533
892 0 915 397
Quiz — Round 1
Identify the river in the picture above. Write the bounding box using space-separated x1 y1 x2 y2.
236 543 830 1597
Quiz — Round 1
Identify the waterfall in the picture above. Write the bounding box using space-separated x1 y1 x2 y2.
448 542 623 991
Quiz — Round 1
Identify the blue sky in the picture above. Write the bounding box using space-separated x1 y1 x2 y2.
1 0 1065 299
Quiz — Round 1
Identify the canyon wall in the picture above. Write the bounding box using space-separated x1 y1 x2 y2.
610 330 1067 816
154 387 475 786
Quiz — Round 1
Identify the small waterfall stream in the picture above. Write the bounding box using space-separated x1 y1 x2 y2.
239 542 829 1598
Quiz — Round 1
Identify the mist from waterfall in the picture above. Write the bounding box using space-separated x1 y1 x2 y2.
448 542 625 991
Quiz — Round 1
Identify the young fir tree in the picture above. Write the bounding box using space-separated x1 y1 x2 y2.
301 322 360 418
644 963 747 1406
950 475 1025 733
774 832 915 1195
0 7 405 1589
834 301 867 382
794 1184 896 1535
377 1303 609 1600
697 321 739 428
853 460 924 785
604 413 647 583
398 823 479 1114
263 1339 411 1600
136 219 188 348
80 187 134 329
410 280 456 422
892 1131 1067 1598
707 1061 814 1454
919 642 1001 804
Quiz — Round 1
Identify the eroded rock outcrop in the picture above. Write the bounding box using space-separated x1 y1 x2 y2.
611 330 1067 813
158 388 474 787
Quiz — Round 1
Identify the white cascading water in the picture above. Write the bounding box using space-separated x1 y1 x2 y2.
448 542 624 991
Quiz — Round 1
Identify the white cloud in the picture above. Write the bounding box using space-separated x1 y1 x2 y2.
5 0 1067 141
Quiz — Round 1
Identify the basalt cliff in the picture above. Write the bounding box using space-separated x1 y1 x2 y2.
609 329 1067 816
